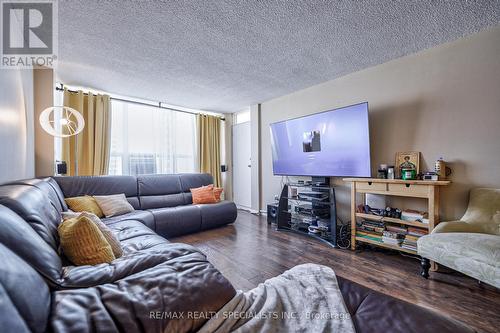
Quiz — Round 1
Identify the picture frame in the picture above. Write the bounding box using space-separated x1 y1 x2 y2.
395 151 420 178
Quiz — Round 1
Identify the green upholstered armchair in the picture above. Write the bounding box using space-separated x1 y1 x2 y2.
418 188 500 288
432 188 500 235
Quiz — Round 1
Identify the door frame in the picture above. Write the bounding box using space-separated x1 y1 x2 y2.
231 121 252 211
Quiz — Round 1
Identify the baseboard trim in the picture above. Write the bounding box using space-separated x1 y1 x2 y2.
236 206 261 215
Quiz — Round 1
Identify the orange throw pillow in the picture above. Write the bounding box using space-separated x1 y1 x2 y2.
214 187 223 201
191 185 217 204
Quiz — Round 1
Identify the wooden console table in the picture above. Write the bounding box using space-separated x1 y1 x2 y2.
343 178 450 256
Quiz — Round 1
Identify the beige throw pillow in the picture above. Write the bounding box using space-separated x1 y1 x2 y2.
93 194 134 218
81 212 123 258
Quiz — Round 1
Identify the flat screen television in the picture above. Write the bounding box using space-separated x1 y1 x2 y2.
270 102 371 177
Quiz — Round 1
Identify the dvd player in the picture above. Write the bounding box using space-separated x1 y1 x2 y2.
295 205 329 216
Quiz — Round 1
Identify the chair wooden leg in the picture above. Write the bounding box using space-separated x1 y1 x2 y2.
421 258 430 279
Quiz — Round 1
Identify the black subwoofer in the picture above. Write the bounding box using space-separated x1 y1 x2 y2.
267 204 278 224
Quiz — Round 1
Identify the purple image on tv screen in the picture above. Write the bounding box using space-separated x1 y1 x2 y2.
270 102 371 177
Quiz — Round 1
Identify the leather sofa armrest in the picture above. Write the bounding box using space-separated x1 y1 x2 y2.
432 221 499 235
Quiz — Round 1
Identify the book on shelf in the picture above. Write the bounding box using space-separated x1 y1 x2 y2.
359 219 385 227
404 235 420 242
357 220 385 234
382 230 404 239
385 224 407 234
407 226 429 236
359 225 385 233
401 244 417 252
356 231 382 242
400 227 428 252
356 215 430 251
382 230 404 246
382 237 403 245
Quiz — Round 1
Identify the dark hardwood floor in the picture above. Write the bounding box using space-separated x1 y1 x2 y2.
174 210 500 333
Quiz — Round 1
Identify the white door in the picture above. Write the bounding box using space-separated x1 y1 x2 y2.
232 122 252 209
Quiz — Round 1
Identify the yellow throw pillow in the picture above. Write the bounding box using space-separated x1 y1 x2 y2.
65 195 104 218
68 212 123 258
58 215 115 265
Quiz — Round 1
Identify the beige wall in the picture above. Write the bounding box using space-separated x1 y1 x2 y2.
0 69 35 183
33 68 55 177
260 26 500 222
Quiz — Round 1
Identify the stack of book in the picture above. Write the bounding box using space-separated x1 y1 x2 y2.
356 220 384 242
382 230 404 246
401 227 429 252
385 224 407 235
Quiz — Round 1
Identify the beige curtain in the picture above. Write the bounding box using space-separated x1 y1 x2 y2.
197 114 222 187
62 88 111 176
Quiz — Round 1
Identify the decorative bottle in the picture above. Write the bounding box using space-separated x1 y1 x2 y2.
435 157 445 179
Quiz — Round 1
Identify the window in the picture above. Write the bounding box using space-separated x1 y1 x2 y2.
108 100 197 175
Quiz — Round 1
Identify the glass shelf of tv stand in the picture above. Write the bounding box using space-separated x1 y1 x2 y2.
283 196 334 206
281 225 333 241
282 209 330 218
287 183 330 189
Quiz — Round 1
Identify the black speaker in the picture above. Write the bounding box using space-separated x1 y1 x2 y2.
56 161 67 175
267 204 278 224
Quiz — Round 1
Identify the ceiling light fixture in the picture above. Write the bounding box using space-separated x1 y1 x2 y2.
39 106 85 138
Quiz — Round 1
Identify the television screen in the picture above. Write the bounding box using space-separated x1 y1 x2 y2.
270 102 371 177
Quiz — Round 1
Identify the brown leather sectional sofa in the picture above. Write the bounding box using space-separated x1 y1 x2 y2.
0 173 476 332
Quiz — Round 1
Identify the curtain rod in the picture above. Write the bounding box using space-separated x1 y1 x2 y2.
55 85 225 121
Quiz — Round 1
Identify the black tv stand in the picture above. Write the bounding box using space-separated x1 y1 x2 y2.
311 176 329 186
276 178 337 248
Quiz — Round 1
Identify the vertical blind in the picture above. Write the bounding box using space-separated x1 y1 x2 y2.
108 100 197 176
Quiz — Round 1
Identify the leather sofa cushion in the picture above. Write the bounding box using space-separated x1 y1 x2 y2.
0 205 62 284
56 219 181 288
140 192 186 209
7 177 68 212
60 242 208 288
199 201 238 230
102 210 156 230
337 276 475 333
138 174 183 196
149 205 202 238
51 246 236 333
137 174 213 209
0 244 51 333
179 173 213 193
138 174 190 209
0 184 61 250
108 219 161 242
54 176 140 209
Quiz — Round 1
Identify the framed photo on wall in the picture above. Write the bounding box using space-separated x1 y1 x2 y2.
395 151 420 178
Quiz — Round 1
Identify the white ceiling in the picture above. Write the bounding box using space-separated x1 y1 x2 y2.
57 1 500 113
